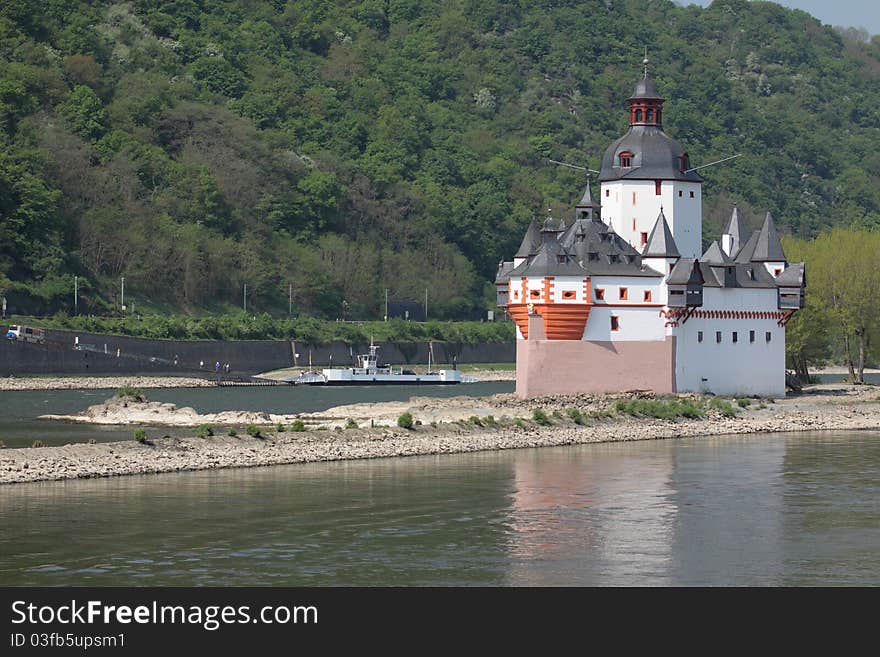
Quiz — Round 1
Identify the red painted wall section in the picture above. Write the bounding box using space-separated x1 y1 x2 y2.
516 337 676 398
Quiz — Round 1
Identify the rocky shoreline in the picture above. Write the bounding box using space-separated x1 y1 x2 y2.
0 375 214 391
2 384 879 484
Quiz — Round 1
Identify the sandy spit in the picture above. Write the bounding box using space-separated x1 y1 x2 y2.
2 384 879 485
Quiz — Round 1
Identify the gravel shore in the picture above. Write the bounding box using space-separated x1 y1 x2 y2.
0 375 214 391
2 384 878 485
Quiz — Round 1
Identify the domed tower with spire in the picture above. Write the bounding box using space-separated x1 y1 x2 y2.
599 57 703 259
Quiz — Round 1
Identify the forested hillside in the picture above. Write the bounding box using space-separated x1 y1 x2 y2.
1 0 878 319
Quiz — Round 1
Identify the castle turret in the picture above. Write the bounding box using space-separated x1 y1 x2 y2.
641 207 680 278
721 205 747 258
750 212 786 277
599 60 703 259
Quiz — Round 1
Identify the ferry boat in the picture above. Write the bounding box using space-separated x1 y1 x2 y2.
292 344 465 386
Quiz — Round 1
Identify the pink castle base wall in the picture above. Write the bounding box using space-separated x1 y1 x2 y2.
516 337 677 398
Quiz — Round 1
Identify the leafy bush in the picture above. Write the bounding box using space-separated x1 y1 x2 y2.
276 422 286 432
514 418 526 428
397 412 414 429
483 415 497 426
246 424 262 438
737 398 752 408
133 428 147 443
196 424 214 438
468 415 483 426
708 398 738 417
614 398 705 420
291 419 306 432
117 385 145 400
228 428 238 437
532 409 551 425
345 418 358 429
567 408 585 425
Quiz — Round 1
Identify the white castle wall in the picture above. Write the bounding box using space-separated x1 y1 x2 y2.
672 288 785 396
585 275 666 342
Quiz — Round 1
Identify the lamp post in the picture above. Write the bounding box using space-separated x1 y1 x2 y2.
120 276 125 314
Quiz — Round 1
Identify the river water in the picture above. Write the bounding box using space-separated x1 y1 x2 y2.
1 430 877 586
0 382 515 448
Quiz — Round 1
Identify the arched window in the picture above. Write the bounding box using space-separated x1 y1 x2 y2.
635 109 643 122
646 109 654 122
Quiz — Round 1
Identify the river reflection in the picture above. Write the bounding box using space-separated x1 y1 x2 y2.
0 431 877 586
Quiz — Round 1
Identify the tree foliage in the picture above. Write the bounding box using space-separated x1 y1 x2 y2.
0 1 878 320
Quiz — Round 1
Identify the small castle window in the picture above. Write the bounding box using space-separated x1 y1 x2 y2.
646 109 654 122
732 331 738 343
678 190 683 197
632 218 637 231
619 152 632 168
750 330 755 343
635 109 643 122
680 154 690 171
698 331 703 343
557 255 567 264
605 189 610 197
716 331 722 343
655 180 662 195
644 290 652 302
610 316 620 331
689 191 695 198
619 287 628 300
562 290 575 300
632 192 637 206
766 331 772 343
640 231 648 247
595 288 605 301
588 252 598 261
530 290 540 299
774 268 782 277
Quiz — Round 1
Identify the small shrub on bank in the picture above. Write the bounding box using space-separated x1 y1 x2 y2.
246 424 262 439
133 429 147 444
397 412 414 430
468 415 483 427
228 428 238 437
483 415 497 426
709 398 738 418
614 398 705 420
514 418 526 428
737 398 752 408
117 385 145 400
276 422 286 433
345 418 358 429
567 408 586 425
291 419 306 432
196 424 214 439
532 409 551 425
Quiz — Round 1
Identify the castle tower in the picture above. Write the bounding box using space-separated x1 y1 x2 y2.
641 207 680 281
599 60 703 259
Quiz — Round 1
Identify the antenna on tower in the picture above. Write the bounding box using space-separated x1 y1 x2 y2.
684 153 742 173
546 158 600 174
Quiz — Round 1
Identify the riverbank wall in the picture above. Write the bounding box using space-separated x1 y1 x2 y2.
0 329 515 376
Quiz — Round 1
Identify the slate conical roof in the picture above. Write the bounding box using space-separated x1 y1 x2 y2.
701 240 731 265
751 212 786 262
642 208 680 258
575 176 600 210
514 218 542 258
722 205 748 256
734 229 760 263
